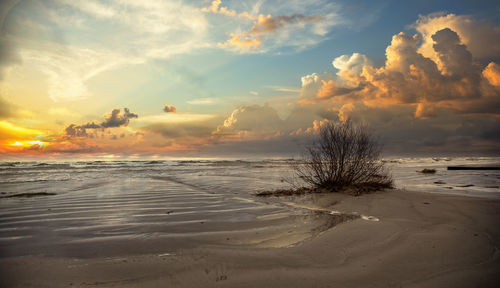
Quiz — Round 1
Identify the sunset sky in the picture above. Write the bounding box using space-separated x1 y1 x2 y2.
0 0 499 159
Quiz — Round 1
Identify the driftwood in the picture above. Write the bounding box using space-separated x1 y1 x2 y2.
447 166 500 170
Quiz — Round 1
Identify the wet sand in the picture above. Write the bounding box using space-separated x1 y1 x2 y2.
1 189 499 287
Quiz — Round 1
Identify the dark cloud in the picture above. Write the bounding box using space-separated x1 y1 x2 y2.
101 108 138 128
213 110 499 156
81 122 101 129
414 13 500 61
329 104 500 155
251 14 321 34
207 100 500 156
163 103 177 113
64 108 138 137
432 28 474 76
64 124 88 137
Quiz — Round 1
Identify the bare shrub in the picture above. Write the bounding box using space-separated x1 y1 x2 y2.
293 121 392 194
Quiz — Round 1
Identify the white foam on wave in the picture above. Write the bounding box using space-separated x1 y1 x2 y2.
361 215 380 222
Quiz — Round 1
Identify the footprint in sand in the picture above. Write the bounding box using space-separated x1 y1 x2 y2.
205 263 229 282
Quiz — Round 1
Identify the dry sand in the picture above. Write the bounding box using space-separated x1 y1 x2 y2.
1 189 499 287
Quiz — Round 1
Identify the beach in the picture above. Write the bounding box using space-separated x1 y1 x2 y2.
1 188 499 287
3 1 500 286
0 159 499 287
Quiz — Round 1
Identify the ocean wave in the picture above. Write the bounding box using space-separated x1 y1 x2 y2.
0 178 72 184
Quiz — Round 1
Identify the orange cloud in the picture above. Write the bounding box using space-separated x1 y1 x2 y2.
201 0 236 17
414 102 437 119
317 80 336 99
201 0 255 19
218 33 261 50
483 62 500 87
0 121 44 139
0 107 143 155
297 99 317 105
216 8 322 52
305 119 329 134
338 103 355 123
0 121 52 154
317 79 361 100
163 103 177 113
305 25 500 119
201 0 222 13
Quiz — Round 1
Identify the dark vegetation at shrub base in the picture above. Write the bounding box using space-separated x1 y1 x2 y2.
260 121 393 197
256 181 393 197
419 168 437 174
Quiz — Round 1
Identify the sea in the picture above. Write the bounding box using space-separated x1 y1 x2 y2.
0 157 499 258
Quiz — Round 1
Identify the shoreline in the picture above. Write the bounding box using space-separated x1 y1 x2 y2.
1 189 499 287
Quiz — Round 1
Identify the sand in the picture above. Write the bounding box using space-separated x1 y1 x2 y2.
1 189 499 287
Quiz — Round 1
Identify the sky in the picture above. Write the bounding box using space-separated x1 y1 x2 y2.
0 0 499 159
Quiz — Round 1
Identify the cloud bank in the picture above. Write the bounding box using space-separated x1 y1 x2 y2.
306 26 499 119
208 14 500 155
